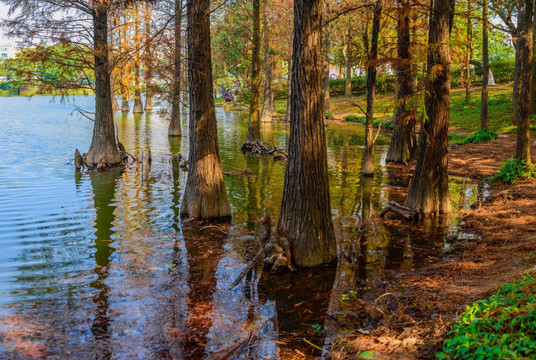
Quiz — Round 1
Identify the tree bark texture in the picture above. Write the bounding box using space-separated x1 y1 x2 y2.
85 3 121 168
277 0 337 268
480 0 489 129
260 1 275 123
386 0 415 164
362 1 382 176
181 0 231 219
344 20 353 97
516 0 533 163
169 0 183 137
244 0 262 143
404 0 455 216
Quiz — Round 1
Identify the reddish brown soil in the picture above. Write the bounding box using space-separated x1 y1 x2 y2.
329 135 536 360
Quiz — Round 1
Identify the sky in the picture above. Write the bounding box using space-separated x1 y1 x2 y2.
0 4 9 44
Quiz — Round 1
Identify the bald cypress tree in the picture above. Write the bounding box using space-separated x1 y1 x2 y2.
277 0 337 268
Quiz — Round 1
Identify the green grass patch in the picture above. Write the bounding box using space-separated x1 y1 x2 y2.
437 276 536 360
449 128 499 145
343 114 393 130
489 158 536 184
449 86 515 131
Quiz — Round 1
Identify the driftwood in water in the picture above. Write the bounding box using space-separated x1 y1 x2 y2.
380 201 421 221
228 247 263 290
241 140 287 160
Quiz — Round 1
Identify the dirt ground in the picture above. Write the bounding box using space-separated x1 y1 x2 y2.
329 135 536 360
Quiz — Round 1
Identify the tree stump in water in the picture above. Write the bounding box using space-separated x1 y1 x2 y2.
380 201 421 222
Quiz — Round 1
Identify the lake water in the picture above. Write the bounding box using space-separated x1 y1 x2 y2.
0 95 481 359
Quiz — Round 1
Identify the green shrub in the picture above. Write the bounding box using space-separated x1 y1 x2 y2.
275 108 286 115
490 158 536 184
466 128 499 143
437 276 536 360
343 114 361 122
325 112 334 120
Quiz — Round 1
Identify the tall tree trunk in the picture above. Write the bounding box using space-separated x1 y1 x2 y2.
133 6 144 114
283 56 292 122
323 24 331 113
530 8 536 114
85 3 121 168
181 0 231 219
386 0 415 164
516 0 533 163
243 0 262 147
260 1 275 123
480 0 489 128
362 1 382 176
465 0 472 103
169 0 183 137
404 0 456 216
514 36 522 125
277 0 337 268
344 20 353 97
144 2 154 111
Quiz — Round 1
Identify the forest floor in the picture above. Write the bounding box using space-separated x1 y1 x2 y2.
328 135 536 359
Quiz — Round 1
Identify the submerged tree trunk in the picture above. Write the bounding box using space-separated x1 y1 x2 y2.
260 1 275 123
480 0 489 129
169 0 183 137
277 0 337 268
516 0 533 163
404 0 455 216
181 0 231 219
362 1 382 176
243 0 262 148
133 6 144 114
112 94 120 111
144 2 154 112
85 3 121 168
345 20 353 97
386 0 415 164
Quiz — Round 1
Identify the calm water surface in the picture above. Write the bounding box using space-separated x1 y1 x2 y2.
0 96 480 359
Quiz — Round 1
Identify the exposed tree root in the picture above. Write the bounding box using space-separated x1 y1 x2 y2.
259 214 294 272
380 201 421 222
241 140 287 160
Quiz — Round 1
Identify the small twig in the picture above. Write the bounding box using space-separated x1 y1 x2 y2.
199 224 227 234
229 247 264 290
302 338 323 351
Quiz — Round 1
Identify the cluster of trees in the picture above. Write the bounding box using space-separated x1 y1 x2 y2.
1 0 533 269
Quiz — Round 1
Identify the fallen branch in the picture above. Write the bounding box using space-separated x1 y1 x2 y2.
200 224 227 235
228 247 263 290
380 201 421 221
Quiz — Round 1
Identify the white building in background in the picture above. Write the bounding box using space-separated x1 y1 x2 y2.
0 43 17 61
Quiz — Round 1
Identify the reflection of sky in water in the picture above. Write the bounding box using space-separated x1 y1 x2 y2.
0 95 482 358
